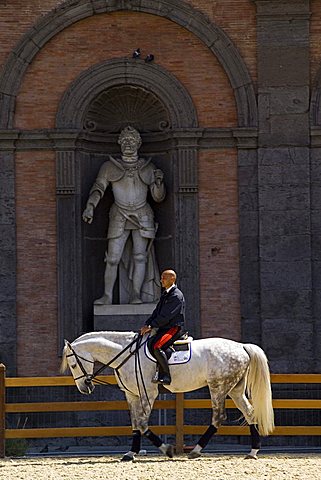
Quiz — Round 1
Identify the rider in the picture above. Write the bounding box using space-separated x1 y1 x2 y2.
140 269 185 385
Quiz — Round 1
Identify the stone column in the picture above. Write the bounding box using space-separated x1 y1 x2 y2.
56 150 82 348
0 151 16 374
254 0 312 371
174 133 200 337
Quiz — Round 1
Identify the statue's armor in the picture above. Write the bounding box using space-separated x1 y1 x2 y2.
88 156 165 240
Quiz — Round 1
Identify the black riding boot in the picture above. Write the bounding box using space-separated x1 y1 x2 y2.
153 348 171 385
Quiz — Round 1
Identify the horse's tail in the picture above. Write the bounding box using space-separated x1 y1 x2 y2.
243 344 275 436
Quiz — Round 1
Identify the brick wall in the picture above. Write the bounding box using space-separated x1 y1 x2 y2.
14 12 237 129
15 151 58 375
199 149 241 341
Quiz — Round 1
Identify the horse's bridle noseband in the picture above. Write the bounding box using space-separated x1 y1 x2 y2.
66 348 95 384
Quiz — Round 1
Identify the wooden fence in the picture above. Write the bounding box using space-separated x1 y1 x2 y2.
1 363 321 457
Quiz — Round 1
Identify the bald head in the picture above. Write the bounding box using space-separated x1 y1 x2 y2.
161 269 177 289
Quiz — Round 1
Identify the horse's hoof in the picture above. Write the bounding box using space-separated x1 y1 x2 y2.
165 444 174 458
188 451 202 459
245 454 258 460
121 454 135 462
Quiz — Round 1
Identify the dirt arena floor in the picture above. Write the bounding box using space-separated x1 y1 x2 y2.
1 453 321 480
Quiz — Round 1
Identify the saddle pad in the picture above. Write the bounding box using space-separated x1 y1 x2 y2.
145 340 192 365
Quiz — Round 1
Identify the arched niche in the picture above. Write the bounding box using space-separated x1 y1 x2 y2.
56 59 200 343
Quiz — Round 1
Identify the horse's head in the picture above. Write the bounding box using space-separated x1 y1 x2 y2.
61 340 95 395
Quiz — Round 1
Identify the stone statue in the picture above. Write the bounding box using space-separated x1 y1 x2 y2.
82 126 166 305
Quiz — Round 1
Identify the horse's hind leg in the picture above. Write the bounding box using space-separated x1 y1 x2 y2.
188 385 226 459
228 378 261 459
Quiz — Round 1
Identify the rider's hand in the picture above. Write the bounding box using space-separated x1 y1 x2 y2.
140 325 151 335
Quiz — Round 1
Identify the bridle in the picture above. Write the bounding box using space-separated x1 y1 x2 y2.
66 334 149 390
66 348 96 384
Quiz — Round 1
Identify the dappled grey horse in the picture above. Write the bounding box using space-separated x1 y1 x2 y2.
61 331 274 460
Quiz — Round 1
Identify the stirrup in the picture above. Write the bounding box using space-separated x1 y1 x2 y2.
158 374 171 385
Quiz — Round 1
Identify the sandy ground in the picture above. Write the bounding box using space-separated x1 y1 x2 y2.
1 453 321 480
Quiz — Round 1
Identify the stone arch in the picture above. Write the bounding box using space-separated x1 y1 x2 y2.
56 58 198 130
0 0 257 129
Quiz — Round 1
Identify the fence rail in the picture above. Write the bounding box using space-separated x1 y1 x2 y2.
1 364 321 457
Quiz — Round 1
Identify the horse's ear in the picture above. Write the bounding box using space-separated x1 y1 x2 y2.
64 339 71 348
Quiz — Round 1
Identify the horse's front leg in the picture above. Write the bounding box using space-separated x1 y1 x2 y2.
121 390 173 461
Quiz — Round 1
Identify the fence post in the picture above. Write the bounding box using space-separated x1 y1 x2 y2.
175 392 184 454
0 364 5 458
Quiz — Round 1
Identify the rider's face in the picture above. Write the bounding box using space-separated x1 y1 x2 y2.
161 272 175 290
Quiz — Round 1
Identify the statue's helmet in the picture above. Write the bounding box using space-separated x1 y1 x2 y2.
118 126 142 148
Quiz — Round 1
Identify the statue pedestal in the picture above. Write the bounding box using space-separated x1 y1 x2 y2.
93 303 156 332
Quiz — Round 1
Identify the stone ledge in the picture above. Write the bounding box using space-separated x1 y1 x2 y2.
94 303 156 316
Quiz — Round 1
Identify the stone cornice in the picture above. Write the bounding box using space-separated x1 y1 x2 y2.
0 128 258 151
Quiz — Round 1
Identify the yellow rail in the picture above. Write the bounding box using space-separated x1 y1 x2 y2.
1 366 321 457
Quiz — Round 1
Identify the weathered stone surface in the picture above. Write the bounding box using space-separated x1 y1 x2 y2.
238 164 258 187
240 260 260 291
0 342 16 375
0 195 15 224
260 261 311 290
239 187 258 211
267 87 309 115
260 235 311 261
258 47 309 86
0 225 16 250
0 301 16 341
239 211 259 237
240 235 259 260
257 20 309 48
261 290 312 320
259 163 309 186
312 261 321 289
262 318 314 373
0 275 15 302
311 211 321 234
260 210 310 236
241 317 261 345
259 183 309 211
254 0 310 18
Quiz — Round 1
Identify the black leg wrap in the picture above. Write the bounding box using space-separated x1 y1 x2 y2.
131 429 142 454
143 428 163 448
250 424 261 450
198 425 217 448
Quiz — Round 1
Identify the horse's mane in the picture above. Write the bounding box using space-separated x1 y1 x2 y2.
60 345 68 373
59 330 136 373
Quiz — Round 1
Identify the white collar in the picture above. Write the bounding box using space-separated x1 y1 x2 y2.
166 284 176 293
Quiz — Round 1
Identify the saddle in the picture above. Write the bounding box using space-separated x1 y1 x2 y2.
145 333 193 365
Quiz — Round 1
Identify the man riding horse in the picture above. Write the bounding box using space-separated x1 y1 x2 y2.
140 269 185 385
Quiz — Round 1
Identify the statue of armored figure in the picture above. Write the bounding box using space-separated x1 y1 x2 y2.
82 126 166 305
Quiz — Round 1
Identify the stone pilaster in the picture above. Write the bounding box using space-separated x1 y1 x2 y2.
56 150 82 348
0 152 16 374
254 0 312 372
